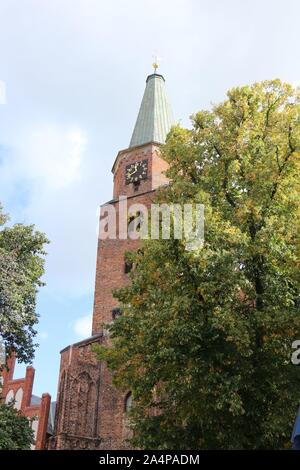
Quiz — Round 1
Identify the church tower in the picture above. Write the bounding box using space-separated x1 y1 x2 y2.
50 70 174 450
93 72 173 333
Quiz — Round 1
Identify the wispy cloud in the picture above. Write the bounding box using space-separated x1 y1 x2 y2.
73 313 92 339
0 124 95 297
1 0 300 397
0 80 6 105
17 126 87 191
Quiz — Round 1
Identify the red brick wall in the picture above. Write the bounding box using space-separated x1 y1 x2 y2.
49 334 132 450
92 190 158 333
93 143 169 333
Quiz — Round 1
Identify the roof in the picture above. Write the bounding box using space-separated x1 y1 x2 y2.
129 73 174 148
30 394 41 406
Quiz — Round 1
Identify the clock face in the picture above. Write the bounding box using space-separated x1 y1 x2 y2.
125 159 148 185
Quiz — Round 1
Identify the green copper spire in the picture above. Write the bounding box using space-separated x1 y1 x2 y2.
129 73 174 148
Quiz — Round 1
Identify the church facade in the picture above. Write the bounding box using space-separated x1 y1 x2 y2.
50 71 173 450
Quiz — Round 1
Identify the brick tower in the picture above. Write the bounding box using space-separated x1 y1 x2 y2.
50 71 173 450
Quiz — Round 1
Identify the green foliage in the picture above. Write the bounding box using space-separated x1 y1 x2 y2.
95 80 300 449
0 402 34 449
0 204 49 363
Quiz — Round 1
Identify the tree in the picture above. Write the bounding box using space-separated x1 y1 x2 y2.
96 80 300 449
0 204 48 363
0 402 34 449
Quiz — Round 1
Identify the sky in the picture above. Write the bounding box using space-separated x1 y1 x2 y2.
0 0 300 398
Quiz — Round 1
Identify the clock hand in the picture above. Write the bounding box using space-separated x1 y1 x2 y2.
127 169 136 177
127 169 138 179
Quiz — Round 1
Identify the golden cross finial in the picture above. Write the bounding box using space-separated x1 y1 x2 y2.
152 54 161 73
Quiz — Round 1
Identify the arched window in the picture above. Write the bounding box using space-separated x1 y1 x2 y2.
5 389 14 405
124 392 132 413
31 418 39 440
15 387 23 410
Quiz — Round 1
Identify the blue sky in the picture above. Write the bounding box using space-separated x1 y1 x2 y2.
0 0 300 398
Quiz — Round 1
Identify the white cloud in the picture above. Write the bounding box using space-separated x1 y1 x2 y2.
17 126 87 191
73 313 92 339
0 80 6 105
1 0 300 303
0 124 96 297
1 0 300 397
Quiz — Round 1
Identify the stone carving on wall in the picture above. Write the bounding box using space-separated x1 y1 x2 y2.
67 371 97 438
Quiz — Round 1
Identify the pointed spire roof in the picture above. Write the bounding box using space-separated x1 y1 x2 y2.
129 73 174 148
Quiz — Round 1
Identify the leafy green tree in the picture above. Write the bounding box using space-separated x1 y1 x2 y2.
96 80 300 449
0 402 34 449
0 204 48 363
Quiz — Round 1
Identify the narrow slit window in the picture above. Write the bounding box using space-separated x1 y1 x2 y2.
112 308 122 321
